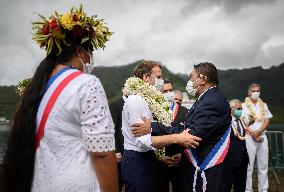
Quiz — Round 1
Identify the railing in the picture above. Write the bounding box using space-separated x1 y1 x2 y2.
266 130 284 169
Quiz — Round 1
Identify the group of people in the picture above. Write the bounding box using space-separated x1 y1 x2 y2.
110 61 273 192
2 5 273 192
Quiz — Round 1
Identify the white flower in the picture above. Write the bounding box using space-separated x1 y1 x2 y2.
124 77 173 126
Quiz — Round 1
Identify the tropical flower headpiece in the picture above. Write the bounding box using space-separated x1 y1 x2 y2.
32 4 112 55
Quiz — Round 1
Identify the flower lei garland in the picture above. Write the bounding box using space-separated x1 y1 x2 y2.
245 97 265 122
15 78 31 96
124 77 173 126
231 118 247 140
32 4 112 55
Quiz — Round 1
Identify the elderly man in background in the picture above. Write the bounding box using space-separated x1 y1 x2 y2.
173 90 183 105
242 83 273 192
225 99 249 192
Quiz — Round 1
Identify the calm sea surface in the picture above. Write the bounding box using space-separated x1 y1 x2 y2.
0 124 9 163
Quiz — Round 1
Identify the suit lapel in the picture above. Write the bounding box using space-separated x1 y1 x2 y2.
185 101 198 119
185 87 218 119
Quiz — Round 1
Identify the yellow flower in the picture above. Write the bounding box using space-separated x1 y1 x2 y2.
60 12 75 30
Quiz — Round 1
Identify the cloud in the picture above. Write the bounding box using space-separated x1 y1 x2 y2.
0 0 283 85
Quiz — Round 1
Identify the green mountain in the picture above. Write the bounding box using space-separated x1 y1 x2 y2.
93 60 187 101
0 62 283 123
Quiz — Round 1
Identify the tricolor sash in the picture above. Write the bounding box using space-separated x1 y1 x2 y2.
170 102 179 121
184 127 231 192
36 68 82 148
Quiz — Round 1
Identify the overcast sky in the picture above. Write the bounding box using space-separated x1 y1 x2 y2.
0 0 284 85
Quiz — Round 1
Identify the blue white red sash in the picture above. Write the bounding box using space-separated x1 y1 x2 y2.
36 68 82 148
184 127 231 192
170 102 179 120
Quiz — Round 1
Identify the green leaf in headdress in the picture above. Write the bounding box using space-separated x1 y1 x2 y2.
55 39 62 56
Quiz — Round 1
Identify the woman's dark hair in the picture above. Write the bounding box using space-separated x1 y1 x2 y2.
194 62 219 85
2 35 92 192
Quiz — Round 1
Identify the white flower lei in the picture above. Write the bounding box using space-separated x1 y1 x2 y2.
124 77 173 126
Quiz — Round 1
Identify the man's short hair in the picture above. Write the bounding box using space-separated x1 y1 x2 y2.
133 60 162 79
248 83 261 91
163 79 173 88
194 62 219 85
174 90 183 97
229 99 242 108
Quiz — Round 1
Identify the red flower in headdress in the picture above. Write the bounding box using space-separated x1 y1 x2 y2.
49 18 59 31
42 24 50 35
72 14 79 22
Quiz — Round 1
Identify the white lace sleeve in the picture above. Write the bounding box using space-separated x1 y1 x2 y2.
79 75 115 152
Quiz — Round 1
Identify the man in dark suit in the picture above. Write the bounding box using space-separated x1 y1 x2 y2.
109 90 125 192
224 99 249 192
132 62 232 192
158 80 189 192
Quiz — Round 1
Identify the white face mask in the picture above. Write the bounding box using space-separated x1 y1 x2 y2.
186 78 200 97
154 78 164 90
251 92 260 100
163 91 175 102
80 49 94 74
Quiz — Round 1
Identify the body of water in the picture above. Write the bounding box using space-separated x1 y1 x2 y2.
0 124 9 162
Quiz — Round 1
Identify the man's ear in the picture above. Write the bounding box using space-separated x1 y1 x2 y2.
142 74 148 82
248 91 251 96
201 76 208 85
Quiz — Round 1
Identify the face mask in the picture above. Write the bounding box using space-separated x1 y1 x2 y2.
234 109 242 118
186 78 200 97
155 78 164 90
163 91 175 102
80 49 94 74
251 92 260 100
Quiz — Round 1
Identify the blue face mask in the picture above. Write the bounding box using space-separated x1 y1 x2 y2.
234 109 242 118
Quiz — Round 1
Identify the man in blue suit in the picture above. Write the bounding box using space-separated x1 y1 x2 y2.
132 62 232 192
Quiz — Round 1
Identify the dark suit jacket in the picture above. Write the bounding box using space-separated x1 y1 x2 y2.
228 119 249 167
166 104 188 156
109 97 124 154
173 105 189 126
152 87 232 163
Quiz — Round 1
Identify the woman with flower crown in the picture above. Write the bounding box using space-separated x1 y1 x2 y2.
3 5 118 192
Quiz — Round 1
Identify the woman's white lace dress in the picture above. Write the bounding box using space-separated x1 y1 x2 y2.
32 74 115 192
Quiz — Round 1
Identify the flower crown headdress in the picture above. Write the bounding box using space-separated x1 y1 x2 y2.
32 4 112 55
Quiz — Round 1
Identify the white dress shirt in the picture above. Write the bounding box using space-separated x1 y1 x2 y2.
122 95 155 152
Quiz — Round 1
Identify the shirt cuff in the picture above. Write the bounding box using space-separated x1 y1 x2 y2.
135 134 156 150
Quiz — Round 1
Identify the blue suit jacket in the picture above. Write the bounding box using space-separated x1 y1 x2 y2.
152 87 232 162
